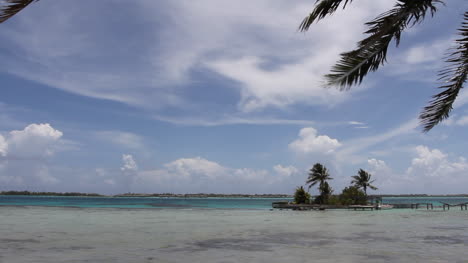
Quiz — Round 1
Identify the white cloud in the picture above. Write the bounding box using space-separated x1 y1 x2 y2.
104 179 116 186
404 38 451 64
0 175 24 185
454 89 468 109
406 145 468 178
6 123 63 159
367 158 390 172
164 157 225 179
0 123 64 188
337 118 418 163
365 146 468 194
121 154 138 173
289 127 341 155
134 157 300 194
455 116 468 126
0 135 7 157
95 131 146 150
153 115 316 127
348 121 365 126
444 115 468 127
273 165 299 178
0 0 394 118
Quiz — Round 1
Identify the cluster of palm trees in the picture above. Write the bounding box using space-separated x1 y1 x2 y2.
305 163 377 204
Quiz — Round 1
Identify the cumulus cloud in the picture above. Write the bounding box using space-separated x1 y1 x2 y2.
134 157 300 194
365 146 468 194
0 123 64 189
273 165 299 178
121 154 138 173
407 145 468 178
6 123 63 159
289 127 341 155
0 135 7 157
164 157 226 179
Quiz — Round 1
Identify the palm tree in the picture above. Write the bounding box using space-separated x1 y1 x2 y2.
306 163 333 194
0 0 37 23
351 169 377 195
299 1 467 132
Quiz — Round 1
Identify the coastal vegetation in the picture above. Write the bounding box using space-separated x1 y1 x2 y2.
0 191 292 198
306 163 333 204
294 186 311 204
0 191 103 196
351 169 378 195
294 163 376 206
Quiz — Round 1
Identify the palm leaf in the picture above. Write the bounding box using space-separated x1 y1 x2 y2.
420 12 468 132
299 0 353 31
0 0 37 23
325 0 442 89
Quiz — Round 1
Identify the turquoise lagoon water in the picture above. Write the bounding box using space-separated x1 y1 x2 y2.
1 195 468 209
1 196 467 262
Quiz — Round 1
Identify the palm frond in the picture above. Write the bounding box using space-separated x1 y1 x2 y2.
420 12 468 132
325 0 443 89
0 0 37 23
299 0 353 31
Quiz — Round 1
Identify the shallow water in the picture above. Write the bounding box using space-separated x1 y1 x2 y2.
1 206 467 263
1 195 467 209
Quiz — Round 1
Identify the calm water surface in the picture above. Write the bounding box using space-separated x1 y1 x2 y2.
1 195 468 209
1 197 467 262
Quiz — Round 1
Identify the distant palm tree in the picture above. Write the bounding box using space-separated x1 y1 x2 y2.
299 1 467 132
0 0 37 23
306 163 333 194
351 169 377 195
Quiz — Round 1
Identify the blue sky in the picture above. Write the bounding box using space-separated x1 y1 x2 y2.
1 0 468 194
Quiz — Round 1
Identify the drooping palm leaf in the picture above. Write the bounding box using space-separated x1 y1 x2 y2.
325 0 443 89
0 0 37 23
420 12 468 132
299 0 354 31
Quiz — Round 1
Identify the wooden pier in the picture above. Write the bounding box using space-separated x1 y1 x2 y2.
272 202 378 211
348 205 375 211
442 202 468 210
272 202 329 210
272 201 468 211
410 203 434 210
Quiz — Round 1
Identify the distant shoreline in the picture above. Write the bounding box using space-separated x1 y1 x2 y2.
1 191 468 198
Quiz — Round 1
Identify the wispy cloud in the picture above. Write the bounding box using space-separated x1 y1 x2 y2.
94 131 146 150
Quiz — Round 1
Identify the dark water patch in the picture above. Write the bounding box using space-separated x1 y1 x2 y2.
422 235 468 245
49 245 95 252
194 238 273 251
163 231 335 253
148 203 194 208
342 231 398 243
359 253 395 262
0 238 40 243
429 226 467 231
352 223 376 227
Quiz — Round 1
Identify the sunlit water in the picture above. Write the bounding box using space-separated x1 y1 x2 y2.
1 201 467 262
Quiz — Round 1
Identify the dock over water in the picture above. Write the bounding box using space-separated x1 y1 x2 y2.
272 201 468 211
